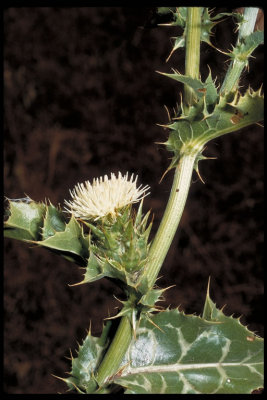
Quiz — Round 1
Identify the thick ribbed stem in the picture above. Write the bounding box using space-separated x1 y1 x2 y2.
184 7 202 110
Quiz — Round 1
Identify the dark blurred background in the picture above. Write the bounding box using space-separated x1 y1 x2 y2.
4 8 264 394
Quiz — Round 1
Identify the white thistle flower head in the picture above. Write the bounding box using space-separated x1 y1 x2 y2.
64 172 150 220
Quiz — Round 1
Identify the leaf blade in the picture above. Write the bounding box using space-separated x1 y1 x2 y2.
4 200 46 240
115 308 263 394
35 215 89 261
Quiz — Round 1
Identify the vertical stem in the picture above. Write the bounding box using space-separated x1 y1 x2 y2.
142 7 203 289
238 7 259 40
144 152 199 289
184 7 202 110
95 7 203 387
220 7 259 94
96 316 131 387
96 150 202 387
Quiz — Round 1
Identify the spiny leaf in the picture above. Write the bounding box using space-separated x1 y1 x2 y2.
200 7 218 47
41 203 66 239
138 287 167 309
204 69 218 106
74 250 104 285
114 308 263 394
64 321 113 394
158 7 187 28
162 88 263 171
158 70 218 107
34 215 89 262
202 277 226 321
4 200 46 241
159 72 205 95
229 31 264 62
4 199 91 266
166 36 185 62
160 8 253 62
162 8 239 60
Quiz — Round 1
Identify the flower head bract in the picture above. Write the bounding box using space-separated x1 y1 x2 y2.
64 172 150 220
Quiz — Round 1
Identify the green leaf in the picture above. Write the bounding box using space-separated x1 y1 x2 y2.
200 8 217 46
200 9 246 48
230 31 264 62
204 88 264 142
41 203 66 239
157 8 187 60
163 88 263 170
35 216 89 263
77 250 104 284
158 71 218 107
159 72 206 96
202 278 226 322
167 7 187 28
4 200 46 240
159 8 254 62
166 36 185 61
4 199 90 266
204 70 218 106
63 321 113 394
114 308 263 394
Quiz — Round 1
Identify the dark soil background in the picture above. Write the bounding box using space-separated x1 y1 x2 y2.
4 8 264 394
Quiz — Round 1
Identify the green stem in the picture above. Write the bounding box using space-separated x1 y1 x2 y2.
220 7 259 94
143 7 202 289
96 150 201 387
184 7 202 110
95 8 203 387
145 150 200 289
96 316 131 387
238 7 259 38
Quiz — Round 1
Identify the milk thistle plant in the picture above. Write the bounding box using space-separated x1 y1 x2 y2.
4 7 264 394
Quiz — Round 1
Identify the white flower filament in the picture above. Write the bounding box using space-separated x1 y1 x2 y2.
64 172 150 220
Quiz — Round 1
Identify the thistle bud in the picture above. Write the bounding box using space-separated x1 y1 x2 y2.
66 173 152 289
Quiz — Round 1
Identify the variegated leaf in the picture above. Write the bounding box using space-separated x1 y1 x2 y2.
115 308 263 394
